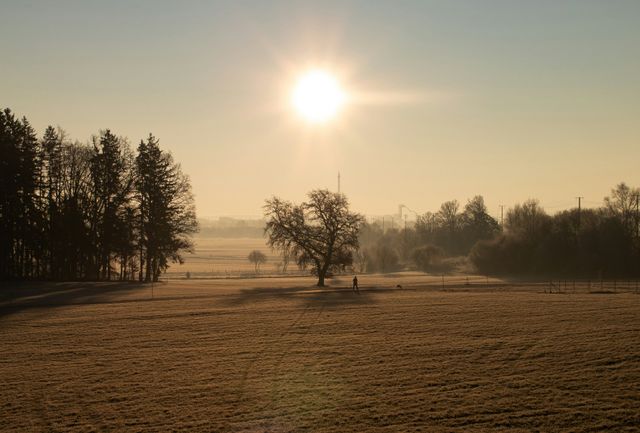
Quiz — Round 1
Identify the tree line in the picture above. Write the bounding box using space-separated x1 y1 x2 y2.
355 185 640 278
356 195 499 273
0 107 197 281
471 184 640 278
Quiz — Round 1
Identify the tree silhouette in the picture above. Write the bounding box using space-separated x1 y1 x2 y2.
248 250 267 273
413 196 497 256
460 195 500 251
0 106 197 281
41 126 63 278
264 189 364 286
0 109 43 279
505 199 550 241
90 130 134 280
0 109 22 278
471 191 640 278
605 182 640 237
136 134 197 282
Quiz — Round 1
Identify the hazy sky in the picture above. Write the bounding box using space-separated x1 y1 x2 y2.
2 0 639 219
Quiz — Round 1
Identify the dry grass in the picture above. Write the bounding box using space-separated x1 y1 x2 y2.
168 237 279 277
1 277 639 432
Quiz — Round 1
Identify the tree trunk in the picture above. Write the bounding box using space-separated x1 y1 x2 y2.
139 198 144 282
317 271 325 287
152 258 159 282
139 244 144 282
317 262 330 287
145 254 152 282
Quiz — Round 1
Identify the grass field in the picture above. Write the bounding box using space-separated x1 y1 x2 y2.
1 276 639 432
167 237 282 278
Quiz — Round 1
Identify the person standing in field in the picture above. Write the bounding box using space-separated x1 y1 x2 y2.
352 275 359 293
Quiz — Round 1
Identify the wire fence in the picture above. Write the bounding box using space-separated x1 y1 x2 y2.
401 276 640 294
159 271 640 295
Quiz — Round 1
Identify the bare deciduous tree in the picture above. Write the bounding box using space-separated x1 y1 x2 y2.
505 199 550 241
264 189 364 286
248 250 267 273
605 182 640 236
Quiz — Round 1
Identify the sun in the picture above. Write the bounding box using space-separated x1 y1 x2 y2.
292 70 346 123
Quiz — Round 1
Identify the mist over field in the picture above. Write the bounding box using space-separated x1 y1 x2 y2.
2 1 640 432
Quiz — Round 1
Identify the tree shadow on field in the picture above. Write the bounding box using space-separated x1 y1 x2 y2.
300 286 386 308
0 281 150 319
220 284 389 309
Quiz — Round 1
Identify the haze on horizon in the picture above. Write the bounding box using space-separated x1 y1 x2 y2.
1 0 639 219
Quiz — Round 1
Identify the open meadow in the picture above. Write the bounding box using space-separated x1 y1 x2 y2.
1 275 639 432
167 237 281 278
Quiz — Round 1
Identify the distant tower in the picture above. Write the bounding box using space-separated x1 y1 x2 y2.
338 172 341 193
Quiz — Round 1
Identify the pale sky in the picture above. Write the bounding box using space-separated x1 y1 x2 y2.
2 0 639 219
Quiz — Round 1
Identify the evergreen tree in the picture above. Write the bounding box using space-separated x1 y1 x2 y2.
90 130 133 280
41 126 64 278
0 111 44 278
1 107 197 281
136 134 197 282
0 109 21 278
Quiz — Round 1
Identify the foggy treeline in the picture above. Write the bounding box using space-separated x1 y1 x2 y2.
0 107 197 281
198 218 264 238
357 186 640 278
357 196 498 273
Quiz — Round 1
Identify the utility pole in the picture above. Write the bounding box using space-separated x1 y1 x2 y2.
404 214 408 253
499 205 505 229
576 196 584 230
337 172 341 194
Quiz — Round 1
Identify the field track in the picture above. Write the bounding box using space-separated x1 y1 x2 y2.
1 276 639 432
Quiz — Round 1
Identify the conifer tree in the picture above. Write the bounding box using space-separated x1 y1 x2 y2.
136 134 197 282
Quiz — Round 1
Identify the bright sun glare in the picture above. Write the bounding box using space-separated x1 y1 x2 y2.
292 70 346 123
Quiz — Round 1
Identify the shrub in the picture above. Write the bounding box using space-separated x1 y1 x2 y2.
411 245 445 272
